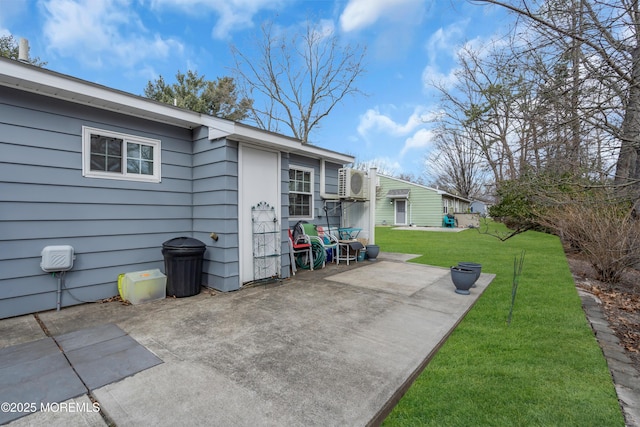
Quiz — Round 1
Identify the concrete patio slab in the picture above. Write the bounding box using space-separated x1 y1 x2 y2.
56 323 127 352
0 338 86 425
56 323 163 391
375 252 421 262
0 315 47 347
326 260 450 296
1 255 494 426
7 395 104 427
0 324 162 424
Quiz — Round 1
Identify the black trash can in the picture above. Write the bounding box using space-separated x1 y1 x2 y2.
162 237 207 297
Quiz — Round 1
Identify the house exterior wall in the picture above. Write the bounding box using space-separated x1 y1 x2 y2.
280 153 291 279
470 200 488 215
322 162 342 236
375 176 443 227
286 154 342 232
0 86 195 318
0 78 352 318
443 195 470 214
192 129 240 292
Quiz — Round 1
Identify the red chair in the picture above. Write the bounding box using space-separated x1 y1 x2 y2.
288 229 313 274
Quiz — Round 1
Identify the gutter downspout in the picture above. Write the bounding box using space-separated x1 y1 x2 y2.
409 200 412 226
368 167 377 245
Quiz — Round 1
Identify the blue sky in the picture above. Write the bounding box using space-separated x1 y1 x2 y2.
1 0 512 178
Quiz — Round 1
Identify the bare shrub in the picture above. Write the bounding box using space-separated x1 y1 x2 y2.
540 202 640 284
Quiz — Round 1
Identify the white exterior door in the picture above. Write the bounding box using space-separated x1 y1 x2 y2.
238 145 280 285
395 200 407 225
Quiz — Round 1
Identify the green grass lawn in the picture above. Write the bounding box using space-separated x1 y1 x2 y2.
378 223 624 427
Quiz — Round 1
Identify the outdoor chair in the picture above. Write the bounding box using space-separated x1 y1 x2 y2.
300 223 332 268
288 229 313 274
316 226 339 263
443 214 456 228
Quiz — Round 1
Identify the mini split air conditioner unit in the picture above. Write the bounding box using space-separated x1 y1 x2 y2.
338 168 367 200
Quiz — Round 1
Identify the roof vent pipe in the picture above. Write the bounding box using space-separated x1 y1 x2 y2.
18 38 29 62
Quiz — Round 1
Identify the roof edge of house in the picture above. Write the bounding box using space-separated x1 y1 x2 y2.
0 57 354 164
378 173 470 202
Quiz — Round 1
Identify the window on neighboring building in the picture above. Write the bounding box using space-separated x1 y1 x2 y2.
443 198 453 214
82 126 161 183
289 166 313 219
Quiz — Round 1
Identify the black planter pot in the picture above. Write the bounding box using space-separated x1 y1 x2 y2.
450 267 476 295
458 262 482 287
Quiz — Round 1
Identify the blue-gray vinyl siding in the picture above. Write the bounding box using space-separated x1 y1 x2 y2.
281 153 292 279
286 154 342 231
192 131 240 292
1 86 193 318
0 85 348 318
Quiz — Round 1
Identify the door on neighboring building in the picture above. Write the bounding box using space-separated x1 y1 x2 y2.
395 200 407 225
238 145 280 285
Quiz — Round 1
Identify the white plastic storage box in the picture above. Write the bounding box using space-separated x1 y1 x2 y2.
118 269 166 305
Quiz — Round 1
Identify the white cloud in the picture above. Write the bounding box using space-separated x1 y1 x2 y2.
315 19 336 40
41 0 183 69
425 20 468 61
340 0 423 33
400 128 434 157
149 0 285 39
356 105 437 159
422 64 459 91
357 106 432 138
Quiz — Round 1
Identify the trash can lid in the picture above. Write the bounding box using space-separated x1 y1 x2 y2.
162 237 206 248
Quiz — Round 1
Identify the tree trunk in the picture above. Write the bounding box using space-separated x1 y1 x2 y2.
614 45 640 202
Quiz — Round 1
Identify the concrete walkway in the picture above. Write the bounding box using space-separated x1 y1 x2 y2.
0 253 493 426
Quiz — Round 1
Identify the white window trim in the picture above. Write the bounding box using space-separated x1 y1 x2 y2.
288 165 314 220
82 126 161 183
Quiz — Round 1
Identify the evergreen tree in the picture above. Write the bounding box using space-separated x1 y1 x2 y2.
144 70 252 121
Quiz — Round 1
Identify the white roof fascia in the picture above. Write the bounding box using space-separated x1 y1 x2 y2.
206 120 354 165
379 173 470 202
0 58 212 129
0 58 355 165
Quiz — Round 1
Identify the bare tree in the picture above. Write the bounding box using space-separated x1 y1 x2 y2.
396 173 426 185
476 0 640 206
231 20 366 143
352 159 398 177
431 20 619 196
425 127 486 198
430 42 527 184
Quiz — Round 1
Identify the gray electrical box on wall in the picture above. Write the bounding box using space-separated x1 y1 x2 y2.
41 245 75 272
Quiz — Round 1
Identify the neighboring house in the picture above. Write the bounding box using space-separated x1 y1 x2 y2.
470 200 491 216
0 57 353 319
375 175 470 227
